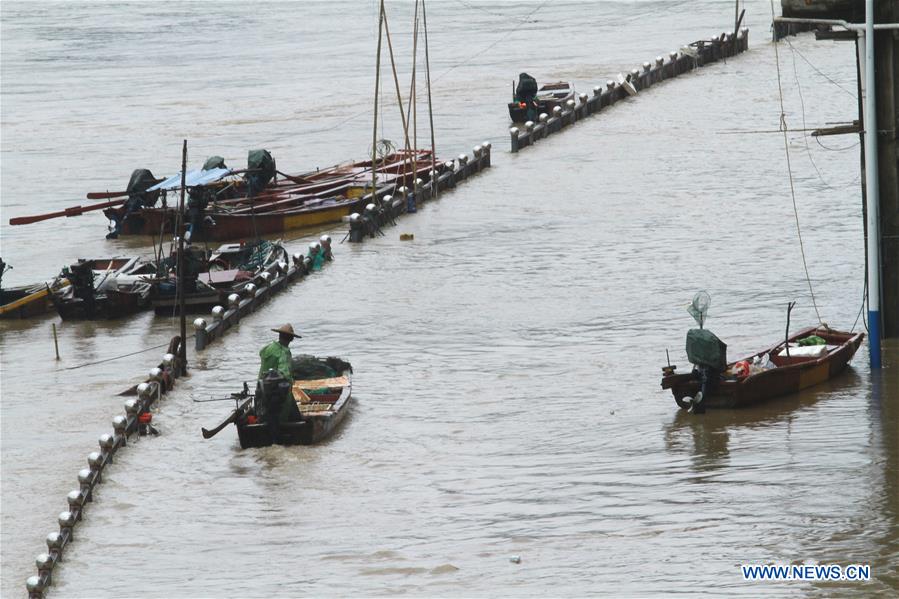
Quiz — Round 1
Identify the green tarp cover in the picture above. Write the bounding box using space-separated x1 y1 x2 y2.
686 328 727 371
247 149 275 180
126 169 157 194
203 156 226 171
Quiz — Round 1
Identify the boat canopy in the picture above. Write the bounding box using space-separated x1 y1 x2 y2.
147 167 233 192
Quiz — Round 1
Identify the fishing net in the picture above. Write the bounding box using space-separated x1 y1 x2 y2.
290 356 352 385
237 240 275 272
687 290 711 329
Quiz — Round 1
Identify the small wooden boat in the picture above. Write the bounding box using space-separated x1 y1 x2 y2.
508 81 575 122
661 326 864 410
50 257 156 320
202 356 352 448
150 240 289 315
0 280 70 319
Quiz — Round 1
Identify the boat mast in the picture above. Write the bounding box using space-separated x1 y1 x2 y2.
409 0 420 191
382 8 413 159
372 0 385 196
177 140 188 374
422 0 437 200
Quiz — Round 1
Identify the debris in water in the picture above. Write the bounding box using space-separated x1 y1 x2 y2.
510 555 521 564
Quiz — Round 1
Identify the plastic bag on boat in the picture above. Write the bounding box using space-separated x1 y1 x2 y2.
798 335 826 346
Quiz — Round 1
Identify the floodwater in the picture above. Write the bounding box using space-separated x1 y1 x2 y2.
2 1 897 596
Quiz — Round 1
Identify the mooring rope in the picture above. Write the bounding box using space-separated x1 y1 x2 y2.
785 39 857 99
788 39 832 189
770 0 823 324
63 339 185 371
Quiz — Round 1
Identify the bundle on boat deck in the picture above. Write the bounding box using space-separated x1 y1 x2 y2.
661 326 864 409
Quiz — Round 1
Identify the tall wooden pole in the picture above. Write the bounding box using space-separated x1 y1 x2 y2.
422 0 437 199
372 1 385 196
178 140 188 374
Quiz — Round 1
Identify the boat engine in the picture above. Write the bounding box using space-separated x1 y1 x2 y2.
685 328 727 407
69 260 97 317
682 291 726 413
106 169 161 239
246 149 276 195
257 369 295 439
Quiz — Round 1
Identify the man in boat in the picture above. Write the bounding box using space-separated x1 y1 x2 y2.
258 324 303 439
515 72 539 121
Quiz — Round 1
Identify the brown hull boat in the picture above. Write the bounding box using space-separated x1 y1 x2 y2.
236 371 352 448
102 152 442 240
202 357 353 448
1 282 69 319
661 326 864 409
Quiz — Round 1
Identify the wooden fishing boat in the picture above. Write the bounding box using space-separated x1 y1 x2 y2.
508 81 575 122
202 356 353 447
150 240 289 315
100 151 441 240
0 280 70 319
51 257 156 320
661 326 864 410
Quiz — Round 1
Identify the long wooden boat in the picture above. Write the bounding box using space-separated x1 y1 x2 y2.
661 326 864 410
102 151 442 240
0 280 70 319
202 356 353 448
508 81 575 122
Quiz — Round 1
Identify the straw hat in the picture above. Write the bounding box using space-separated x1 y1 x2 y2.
271 323 302 339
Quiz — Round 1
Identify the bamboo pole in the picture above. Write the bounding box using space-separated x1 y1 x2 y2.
177 140 188 375
372 1 385 195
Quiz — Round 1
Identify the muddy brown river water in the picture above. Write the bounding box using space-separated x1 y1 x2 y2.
2 1 897 596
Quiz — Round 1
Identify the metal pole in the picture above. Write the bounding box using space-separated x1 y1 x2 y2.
863 0 881 369
178 140 188 374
